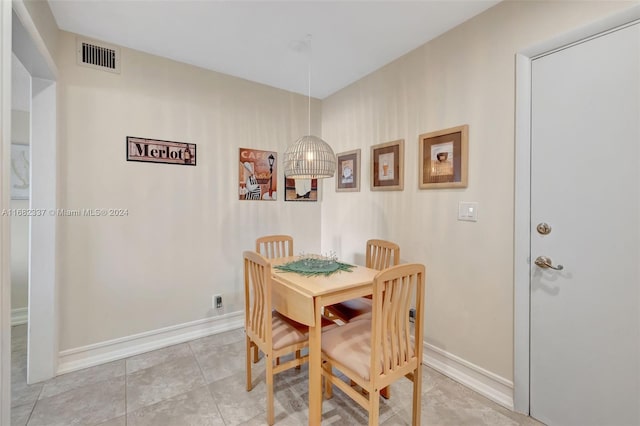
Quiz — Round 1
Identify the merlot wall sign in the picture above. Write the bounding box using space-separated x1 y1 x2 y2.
126 136 196 166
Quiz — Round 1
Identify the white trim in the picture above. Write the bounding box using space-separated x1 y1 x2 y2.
423 342 513 410
11 0 60 385
11 307 27 326
57 311 244 375
11 1 58 80
1 0 13 423
513 52 532 414
27 77 57 383
514 4 640 416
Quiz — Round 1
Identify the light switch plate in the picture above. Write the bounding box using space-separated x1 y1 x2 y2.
458 202 478 222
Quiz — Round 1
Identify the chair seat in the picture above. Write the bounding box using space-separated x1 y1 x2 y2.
322 319 415 381
322 320 373 380
272 312 308 350
272 311 337 350
327 297 372 322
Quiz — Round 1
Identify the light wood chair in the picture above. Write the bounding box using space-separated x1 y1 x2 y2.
254 235 296 365
324 239 400 323
243 250 335 425
256 234 293 259
321 263 425 426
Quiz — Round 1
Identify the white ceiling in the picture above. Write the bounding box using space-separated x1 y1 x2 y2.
48 0 500 99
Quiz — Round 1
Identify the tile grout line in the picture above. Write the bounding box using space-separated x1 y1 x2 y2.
188 339 229 426
23 381 44 426
12 324 42 426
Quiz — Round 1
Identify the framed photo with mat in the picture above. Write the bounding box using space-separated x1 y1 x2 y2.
419 125 468 189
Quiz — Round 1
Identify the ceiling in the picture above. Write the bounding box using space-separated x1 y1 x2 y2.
48 1 500 99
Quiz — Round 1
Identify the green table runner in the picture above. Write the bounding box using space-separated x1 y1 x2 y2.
275 257 354 277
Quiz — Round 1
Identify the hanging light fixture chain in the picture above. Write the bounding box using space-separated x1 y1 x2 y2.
307 34 312 136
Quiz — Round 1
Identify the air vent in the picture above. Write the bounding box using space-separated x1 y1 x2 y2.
76 38 120 74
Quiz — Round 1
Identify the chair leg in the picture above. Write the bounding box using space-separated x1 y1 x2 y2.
295 350 301 369
412 364 423 426
369 389 380 426
246 336 253 391
266 355 275 425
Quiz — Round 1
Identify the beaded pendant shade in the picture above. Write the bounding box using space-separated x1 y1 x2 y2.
283 35 336 179
283 135 336 179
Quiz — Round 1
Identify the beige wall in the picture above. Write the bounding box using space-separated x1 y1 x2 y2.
320 0 635 381
56 31 323 351
10 110 29 312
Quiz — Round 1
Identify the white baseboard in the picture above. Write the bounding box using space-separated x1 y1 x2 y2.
11 307 28 326
423 342 514 410
57 311 244 375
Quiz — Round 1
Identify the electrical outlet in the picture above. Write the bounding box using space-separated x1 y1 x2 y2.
213 294 223 309
409 308 416 323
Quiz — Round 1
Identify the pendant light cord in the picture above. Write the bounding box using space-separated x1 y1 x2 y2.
307 34 312 136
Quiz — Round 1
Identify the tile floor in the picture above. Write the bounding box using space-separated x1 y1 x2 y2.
11 324 542 425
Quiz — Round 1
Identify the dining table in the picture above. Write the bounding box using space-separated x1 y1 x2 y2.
269 256 378 426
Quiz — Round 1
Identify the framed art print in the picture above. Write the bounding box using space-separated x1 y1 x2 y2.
285 178 318 201
371 139 404 191
11 144 29 200
419 125 468 189
239 148 277 200
336 149 361 192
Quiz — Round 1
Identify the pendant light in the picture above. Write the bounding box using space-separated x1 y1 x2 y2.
283 35 336 179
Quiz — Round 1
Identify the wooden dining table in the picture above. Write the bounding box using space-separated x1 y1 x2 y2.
270 256 378 425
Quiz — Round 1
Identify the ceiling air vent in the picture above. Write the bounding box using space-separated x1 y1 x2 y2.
76 38 120 74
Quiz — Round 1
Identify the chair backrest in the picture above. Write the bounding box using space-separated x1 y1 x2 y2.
243 250 272 349
256 235 294 259
371 263 424 379
366 239 400 270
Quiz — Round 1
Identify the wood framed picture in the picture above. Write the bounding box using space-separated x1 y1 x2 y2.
239 148 277 201
419 124 468 189
285 178 318 201
11 144 29 200
371 139 404 191
127 136 196 166
336 149 361 192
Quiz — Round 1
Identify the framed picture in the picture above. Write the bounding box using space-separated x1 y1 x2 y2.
336 149 361 192
371 139 404 191
126 136 196 166
11 144 30 200
419 124 468 189
285 178 318 201
239 148 277 201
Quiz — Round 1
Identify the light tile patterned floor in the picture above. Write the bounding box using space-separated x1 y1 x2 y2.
11 324 542 425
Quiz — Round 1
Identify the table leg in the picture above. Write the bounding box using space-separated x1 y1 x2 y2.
308 298 322 425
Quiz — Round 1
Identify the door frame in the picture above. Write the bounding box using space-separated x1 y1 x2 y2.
1 0 12 423
513 5 640 414
1 0 58 421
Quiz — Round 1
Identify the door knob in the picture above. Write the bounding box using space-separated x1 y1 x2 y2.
535 256 564 270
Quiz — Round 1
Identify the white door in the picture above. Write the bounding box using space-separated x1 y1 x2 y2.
530 23 640 426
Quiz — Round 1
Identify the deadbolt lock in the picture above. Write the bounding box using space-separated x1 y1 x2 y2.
536 223 552 235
